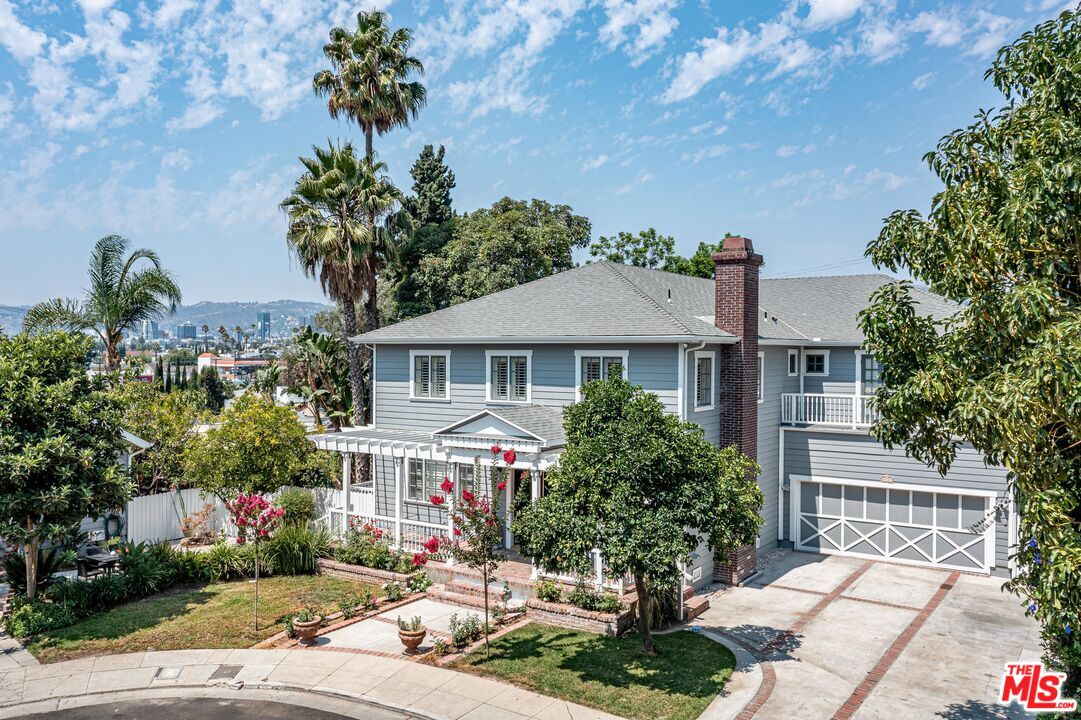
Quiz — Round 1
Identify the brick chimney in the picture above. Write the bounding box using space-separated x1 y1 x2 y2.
712 236 764 585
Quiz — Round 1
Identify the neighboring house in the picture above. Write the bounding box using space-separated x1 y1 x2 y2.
311 237 1015 585
196 353 270 383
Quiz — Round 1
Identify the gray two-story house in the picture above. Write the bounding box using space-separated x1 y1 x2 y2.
311 237 1016 588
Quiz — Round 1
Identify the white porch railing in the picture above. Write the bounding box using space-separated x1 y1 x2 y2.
781 393 878 427
534 548 627 593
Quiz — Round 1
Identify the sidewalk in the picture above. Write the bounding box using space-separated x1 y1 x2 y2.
0 644 623 720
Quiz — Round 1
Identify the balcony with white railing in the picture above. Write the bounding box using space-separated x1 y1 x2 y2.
781 393 878 428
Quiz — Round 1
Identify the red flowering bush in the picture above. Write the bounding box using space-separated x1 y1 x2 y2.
440 477 454 493
226 492 285 544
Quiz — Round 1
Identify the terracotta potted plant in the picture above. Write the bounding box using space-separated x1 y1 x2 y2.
397 615 427 654
293 607 323 645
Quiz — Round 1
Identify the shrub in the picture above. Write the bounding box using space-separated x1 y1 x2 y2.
331 522 413 573
263 524 329 575
339 590 374 619
408 571 432 593
278 488 316 526
383 581 403 602
568 581 602 611
3 546 64 595
4 600 79 637
40 579 93 618
201 541 250 581
86 573 127 609
449 612 483 648
596 594 625 614
117 541 172 598
433 638 451 656
151 543 212 585
179 503 216 543
646 584 680 630
534 579 562 603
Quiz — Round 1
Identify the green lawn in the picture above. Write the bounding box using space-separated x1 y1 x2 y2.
25 575 376 664
451 623 735 720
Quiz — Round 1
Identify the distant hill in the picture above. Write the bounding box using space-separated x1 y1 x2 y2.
0 300 331 336
0 305 28 334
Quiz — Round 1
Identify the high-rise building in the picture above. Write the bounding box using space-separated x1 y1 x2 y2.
257 311 271 340
140 319 159 340
175 322 197 340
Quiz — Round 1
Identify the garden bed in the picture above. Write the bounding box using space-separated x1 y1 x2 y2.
450 622 736 720
22 575 376 664
316 557 412 587
525 596 636 636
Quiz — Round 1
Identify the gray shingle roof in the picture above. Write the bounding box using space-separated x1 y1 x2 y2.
489 405 565 446
358 262 957 344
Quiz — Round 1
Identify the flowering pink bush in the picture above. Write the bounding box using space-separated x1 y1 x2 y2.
226 492 284 544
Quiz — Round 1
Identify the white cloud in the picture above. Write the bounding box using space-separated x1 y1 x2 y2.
966 12 1014 57
776 143 815 157
681 144 731 163
0 0 46 62
911 72 935 91
804 0 863 29
910 11 963 47
662 26 757 103
599 0 680 66
615 168 653 194
581 153 609 172
161 148 193 172
859 19 907 64
165 100 223 133
0 81 13 128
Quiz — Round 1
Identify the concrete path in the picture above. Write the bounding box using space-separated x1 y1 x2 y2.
0 646 622 720
697 552 1042 720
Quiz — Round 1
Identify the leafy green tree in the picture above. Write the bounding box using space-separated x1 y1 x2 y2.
184 393 315 500
116 382 207 495
23 235 182 370
196 366 229 412
419 198 591 309
390 145 457 321
281 326 352 430
0 332 133 598
313 10 427 162
513 376 762 654
281 143 404 427
589 228 677 269
666 240 727 279
859 8 1081 693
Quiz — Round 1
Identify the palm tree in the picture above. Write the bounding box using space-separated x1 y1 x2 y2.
201 323 210 353
23 235 182 370
280 142 405 427
313 10 427 162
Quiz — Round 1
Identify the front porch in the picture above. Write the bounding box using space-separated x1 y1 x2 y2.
308 408 628 594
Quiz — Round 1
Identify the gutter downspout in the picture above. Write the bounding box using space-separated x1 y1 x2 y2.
679 341 707 421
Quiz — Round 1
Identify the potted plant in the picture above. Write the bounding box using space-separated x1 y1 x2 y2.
293 607 323 645
397 615 426 654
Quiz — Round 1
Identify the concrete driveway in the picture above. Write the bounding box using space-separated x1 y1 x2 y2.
698 552 1042 720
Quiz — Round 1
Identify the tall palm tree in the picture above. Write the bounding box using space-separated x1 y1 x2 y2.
313 10 427 162
23 235 182 370
280 142 405 427
201 323 210 353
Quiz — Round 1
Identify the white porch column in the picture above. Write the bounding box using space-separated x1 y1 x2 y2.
504 467 513 549
394 457 404 549
592 549 604 592
341 453 352 537
445 463 457 566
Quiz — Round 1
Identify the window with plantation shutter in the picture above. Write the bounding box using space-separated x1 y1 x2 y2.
487 352 531 402
410 351 450 400
574 350 629 398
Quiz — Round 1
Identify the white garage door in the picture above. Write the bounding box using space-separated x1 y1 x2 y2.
793 476 995 573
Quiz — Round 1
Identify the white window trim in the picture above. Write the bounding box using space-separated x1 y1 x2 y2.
484 349 533 404
405 458 449 505
787 348 799 377
573 349 629 400
757 351 765 404
408 349 452 402
693 350 715 412
804 349 830 377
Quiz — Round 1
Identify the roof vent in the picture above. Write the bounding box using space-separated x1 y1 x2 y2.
667 289 672 303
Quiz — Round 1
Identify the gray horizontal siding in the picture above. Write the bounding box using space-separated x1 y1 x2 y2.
374 343 681 431
755 346 787 552
780 428 1013 575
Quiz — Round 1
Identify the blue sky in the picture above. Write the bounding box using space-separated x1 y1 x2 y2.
0 0 1070 305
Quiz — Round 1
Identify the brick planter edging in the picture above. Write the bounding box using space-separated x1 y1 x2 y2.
316 558 412 587
252 591 425 649
525 598 635 636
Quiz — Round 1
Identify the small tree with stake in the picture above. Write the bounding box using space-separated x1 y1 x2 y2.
427 446 510 658
225 492 284 630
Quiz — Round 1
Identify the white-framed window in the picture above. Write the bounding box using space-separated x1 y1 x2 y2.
574 349 628 399
787 349 799 377
694 350 715 411
758 351 764 403
860 352 882 395
407 459 449 504
486 350 532 403
804 350 830 376
409 350 450 400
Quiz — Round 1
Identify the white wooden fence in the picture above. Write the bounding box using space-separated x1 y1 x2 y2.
125 489 232 544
